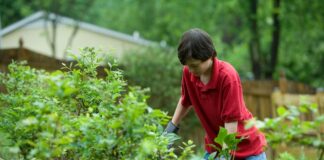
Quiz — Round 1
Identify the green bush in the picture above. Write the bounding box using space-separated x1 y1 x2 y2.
121 47 204 152
121 47 182 111
246 101 324 160
0 48 195 160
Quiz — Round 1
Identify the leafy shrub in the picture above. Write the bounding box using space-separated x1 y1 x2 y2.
246 101 324 160
121 47 182 110
121 47 204 152
0 48 194 160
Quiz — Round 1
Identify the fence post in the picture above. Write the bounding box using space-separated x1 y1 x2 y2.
271 87 282 118
316 88 324 133
279 70 287 94
18 37 28 60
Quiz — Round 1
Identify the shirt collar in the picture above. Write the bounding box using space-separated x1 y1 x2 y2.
190 58 219 91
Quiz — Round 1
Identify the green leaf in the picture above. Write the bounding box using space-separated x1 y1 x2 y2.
208 152 217 160
316 115 324 122
298 105 308 113
244 119 256 130
277 106 288 116
214 127 227 146
312 139 321 147
309 103 318 112
8 147 20 154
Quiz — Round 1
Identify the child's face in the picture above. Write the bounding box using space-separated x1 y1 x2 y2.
185 58 212 76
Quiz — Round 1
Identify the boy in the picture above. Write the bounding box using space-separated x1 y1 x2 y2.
165 28 267 160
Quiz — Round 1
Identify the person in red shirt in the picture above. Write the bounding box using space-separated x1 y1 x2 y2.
165 28 267 160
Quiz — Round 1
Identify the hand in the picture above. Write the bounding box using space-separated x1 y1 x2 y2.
163 121 180 149
164 121 179 134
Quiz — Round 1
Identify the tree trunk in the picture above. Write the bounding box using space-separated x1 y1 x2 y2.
266 0 281 79
249 0 262 79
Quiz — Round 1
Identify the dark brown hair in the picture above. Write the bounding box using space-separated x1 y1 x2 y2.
177 28 217 65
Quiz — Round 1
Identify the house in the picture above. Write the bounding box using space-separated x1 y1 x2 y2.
0 11 158 60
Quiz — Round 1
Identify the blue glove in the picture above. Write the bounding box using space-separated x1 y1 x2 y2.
164 121 180 149
165 121 179 134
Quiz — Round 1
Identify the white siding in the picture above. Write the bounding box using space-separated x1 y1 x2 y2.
2 20 144 60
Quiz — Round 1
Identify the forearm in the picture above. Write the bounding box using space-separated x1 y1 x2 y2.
171 97 191 126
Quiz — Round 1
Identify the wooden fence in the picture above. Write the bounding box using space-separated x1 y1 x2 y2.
0 48 68 72
0 47 69 93
242 78 323 159
242 77 320 120
0 47 107 92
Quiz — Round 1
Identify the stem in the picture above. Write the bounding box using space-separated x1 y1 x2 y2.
319 148 323 160
76 98 85 116
231 146 237 160
77 102 81 116
50 116 60 152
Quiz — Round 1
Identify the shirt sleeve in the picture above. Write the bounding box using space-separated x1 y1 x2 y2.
221 81 245 122
180 69 192 108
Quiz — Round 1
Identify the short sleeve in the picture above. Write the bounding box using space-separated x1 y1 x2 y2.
180 69 192 108
221 81 245 122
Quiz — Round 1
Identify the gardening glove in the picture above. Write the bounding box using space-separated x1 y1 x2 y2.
163 121 179 149
164 121 179 134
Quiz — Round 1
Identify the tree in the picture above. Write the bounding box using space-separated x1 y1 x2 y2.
248 0 281 79
1 0 322 85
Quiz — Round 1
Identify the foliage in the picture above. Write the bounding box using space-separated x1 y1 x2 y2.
277 0 324 87
246 101 324 160
85 0 323 85
0 0 93 27
1 0 323 86
121 47 203 154
121 47 182 111
277 152 297 160
0 48 195 160
206 127 242 160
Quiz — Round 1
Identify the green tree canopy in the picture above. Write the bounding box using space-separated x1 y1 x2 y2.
1 0 323 86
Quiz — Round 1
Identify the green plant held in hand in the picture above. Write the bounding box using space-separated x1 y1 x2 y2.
0 47 195 160
207 127 242 160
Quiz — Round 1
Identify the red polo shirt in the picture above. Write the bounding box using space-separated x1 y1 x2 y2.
180 58 266 158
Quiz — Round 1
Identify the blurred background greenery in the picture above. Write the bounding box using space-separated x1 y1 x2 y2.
1 0 323 87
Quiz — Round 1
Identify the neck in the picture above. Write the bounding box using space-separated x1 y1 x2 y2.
200 59 213 84
203 59 213 77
